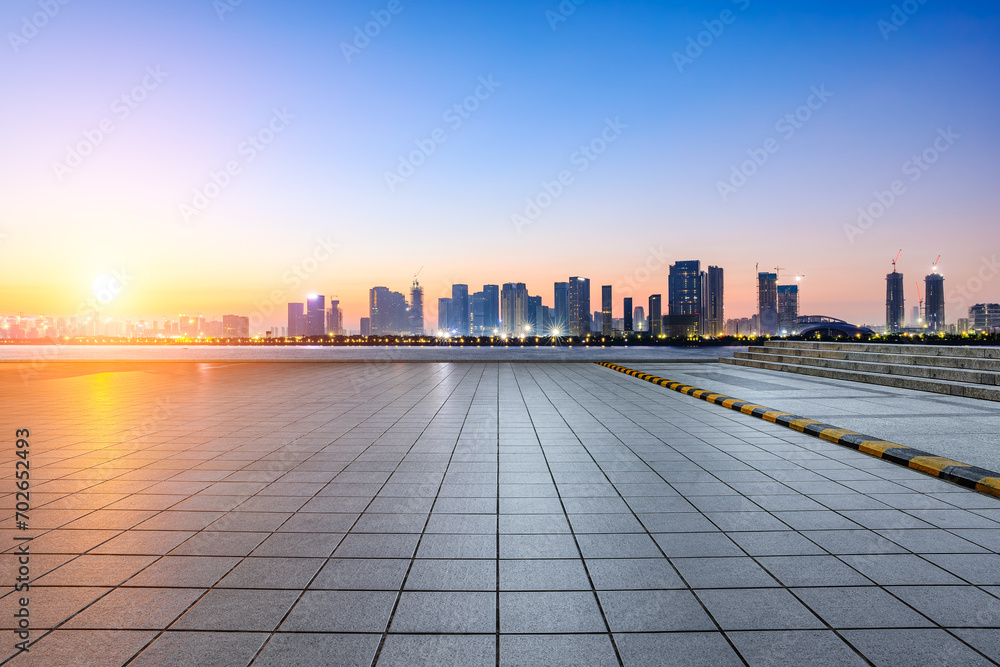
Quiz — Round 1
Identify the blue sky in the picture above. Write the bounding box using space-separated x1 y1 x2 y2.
2 0 997 328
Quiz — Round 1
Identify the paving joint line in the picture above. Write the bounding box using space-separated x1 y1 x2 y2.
596 363 1000 500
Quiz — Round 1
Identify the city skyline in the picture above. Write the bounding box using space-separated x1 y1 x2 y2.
5 260 999 338
2 2 998 326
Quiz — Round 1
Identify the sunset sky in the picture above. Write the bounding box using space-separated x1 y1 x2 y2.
2 0 998 331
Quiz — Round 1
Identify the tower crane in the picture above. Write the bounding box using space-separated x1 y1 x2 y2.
892 249 902 272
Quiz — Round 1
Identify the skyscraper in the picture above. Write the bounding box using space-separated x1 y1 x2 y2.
471 291 486 334
482 285 500 334
886 270 905 333
306 294 326 336
668 260 701 313
287 302 306 337
501 283 529 335
623 297 633 332
601 285 612 336
776 284 799 334
438 298 451 332
527 295 543 334
757 272 778 335
648 295 662 336
925 272 945 331
450 284 470 335
327 299 343 335
634 305 645 331
369 287 408 335
706 266 724 337
568 276 590 337
409 280 424 335
553 282 569 335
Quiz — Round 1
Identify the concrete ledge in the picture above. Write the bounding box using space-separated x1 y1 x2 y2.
762 340 1000 359
597 361 1000 499
720 356 1000 402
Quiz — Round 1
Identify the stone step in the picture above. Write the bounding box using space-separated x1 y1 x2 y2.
748 347 1000 372
720 356 1000 402
735 350 1000 386
761 340 1000 359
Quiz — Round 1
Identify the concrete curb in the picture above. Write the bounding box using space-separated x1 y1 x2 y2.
597 362 1000 499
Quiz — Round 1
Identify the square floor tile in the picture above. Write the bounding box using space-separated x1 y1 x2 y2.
599 589 716 632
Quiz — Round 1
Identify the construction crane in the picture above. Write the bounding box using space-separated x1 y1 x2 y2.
774 265 786 280
915 281 923 324
892 249 902 272
413 266 424 279
932 255 941 273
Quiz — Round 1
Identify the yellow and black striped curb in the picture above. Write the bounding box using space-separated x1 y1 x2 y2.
597 362 1000 499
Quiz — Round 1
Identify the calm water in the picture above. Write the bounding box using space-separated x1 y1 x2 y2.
0 345 743 363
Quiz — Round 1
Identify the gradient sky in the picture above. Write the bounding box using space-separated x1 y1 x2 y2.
2 0 998 331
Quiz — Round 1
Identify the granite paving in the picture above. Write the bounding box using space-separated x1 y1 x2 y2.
1 361 999 666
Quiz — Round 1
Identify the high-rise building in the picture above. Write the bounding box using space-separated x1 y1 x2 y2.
970 303 1000 332
369 287 408 335
501 283 529 335
471 291 486 334
886 270 905 333
553 282 569 335
601 285 612 336
706 266 724 337
634 305 645 331
527 295 543 335
306 294 326 336
438 298 451 332
568 276 590 337
912 305 921 327
776 285 799 334
668 261 704 334
592 310 602 333
287 303 306 337
360 317 371 336
475 285 498 334
648 295 662 336
222 315 250 338
327 300 343 336
623 297 633 332
450 284 470 335
925 273 945 331
409 280 424 335
757 272 778 335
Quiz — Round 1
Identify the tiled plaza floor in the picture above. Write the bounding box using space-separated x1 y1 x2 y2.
629 362 1000 472
2 361 1000 666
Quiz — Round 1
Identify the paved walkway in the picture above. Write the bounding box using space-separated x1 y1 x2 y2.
629 362 1000 473
2 362 999 666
